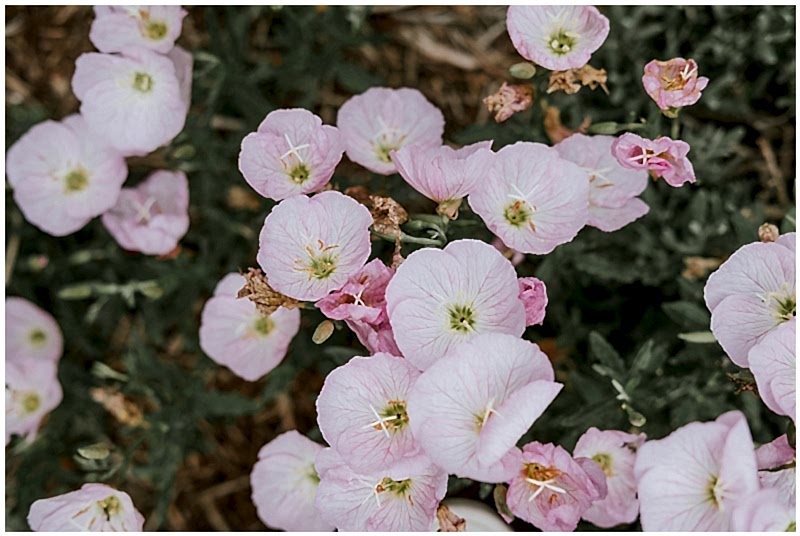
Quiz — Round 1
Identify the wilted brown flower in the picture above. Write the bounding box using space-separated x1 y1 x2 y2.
758 222 780 243
681 256 723 280
483 82 534 123
436 504 467 532
548 64 609 95
90 387 148 428
344 186 409 239
238 267 300 316
543 106 591 144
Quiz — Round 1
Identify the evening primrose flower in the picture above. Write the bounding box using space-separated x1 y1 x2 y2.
337 87 444 175
731 488 796 532
250 431 333 532
90 5 186 54
506 6 610 71
345 318 402 357
6 297 63 364
6 360 63 445
239 109 345 201
518 277 548 327
28 483 144 532
257 190 373 302
384 239 526 370
315 258 394 325
642 58 709 113
748 318 795 421
756 434 796 509
611 133 696 187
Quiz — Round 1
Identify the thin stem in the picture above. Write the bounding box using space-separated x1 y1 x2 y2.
671 117 681 140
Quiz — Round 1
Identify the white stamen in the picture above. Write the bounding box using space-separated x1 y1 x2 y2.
525 478 566 502
352 289 366 307
365 404 393 439
628 150 655 166
280 134 310 164
680 63 697 80
131 196 157 224
482 396 502 427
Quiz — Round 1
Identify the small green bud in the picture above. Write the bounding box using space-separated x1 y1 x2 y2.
509 62 537 79
312 320 335 344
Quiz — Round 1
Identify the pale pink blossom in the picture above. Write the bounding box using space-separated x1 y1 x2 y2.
385 239 526 370
316 258 393 325
756 434 796 509
167 45 193 114
468 142 590 255
748 318 795 421
28 483 144 532
555 133 649 232
573 428 646 528
612 133 696 187
407 333 563 482
250 431 333 532
257 190 373 302
390 141 493 218
102 170 190 256
90 6 186 54
518 277 548 327
731 488 795 532
239 109 345 200
642 58 709 111
337 87 444 175
704 235 795 367
506 6 610 71
634 410 759 531
315 448 447 531
344 318 402 357
506 441 607 532
199 273 301 381
6 360 62 445
6 297 63 364
6 116 127 236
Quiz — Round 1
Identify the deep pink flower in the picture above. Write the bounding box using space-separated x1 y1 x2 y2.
90 6 186 54
756 434 796 509
731 488 795 532
506 441 607 532
612 133 696 187
506 6 610 71
518 277 548 327
257 190 373 301
344 318 402 357
555 134 649 232
102 170 190 256
28 483 144 532
6 360 62 445
6 297 63 364
748 318 795 421
316 258 394 325
642 58 709 111
250 431 332 532
337 87 444 175
468 142 590 255
239 109 345 200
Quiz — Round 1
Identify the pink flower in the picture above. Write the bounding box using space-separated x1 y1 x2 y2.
704 234 795 367
317 353 421 473
315 258 393 325
314 448 447 531
6 115 127 236
555 134 649 232
6 297 63 364
506 6 610 71
518 277 548 327
28 483 144 532
642 58 709 112
6 360 62 445
257 190 373 301
385 239 526 371
612 133 696 187
167 45 193 114
72 48 187 155
407 333 563 482
506 442 607 532
102 170 190 256
731 488 795 532
573 428 646 528
90 6 186 54
749 318 795 421
250 431 333 532
756 434 796 509
199 273 301 381
344 318 402 357
239 109 345 201
634 410 760 531
390 141 494 218
337 87 444 175
468 142 590 255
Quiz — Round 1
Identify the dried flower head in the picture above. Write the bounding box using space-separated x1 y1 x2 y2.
483 83 534 123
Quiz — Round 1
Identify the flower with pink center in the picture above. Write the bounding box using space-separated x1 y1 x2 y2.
634 410 759 531
390 141 494 218
239 109 345 201
385 239 526 370
90 5 186 54
611 133 696 188
518 277 548 327
314 448 448 531
250 431 332 532
555 134 649 232
6 360 62 445
748 318 795 421
337 87 444 175
317 353 421 473
731 487 796 532
199 273 301 381
573 427 646 528
6 115 127 236
316 258 394 325
102 170 190 256
257 190 373 302
72 48 188 155
28 483 144 532
506 441 607 532
703 234 795 367
6 297 63 364
468 142 590 255
506 6 610 71
344 318 402 357
756 434 796 509
407 333 563 482
642 58 709 112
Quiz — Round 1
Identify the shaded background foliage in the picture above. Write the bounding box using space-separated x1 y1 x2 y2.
5 5 796 531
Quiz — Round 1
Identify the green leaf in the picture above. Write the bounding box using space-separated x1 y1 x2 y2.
662 301 711 329
588 331 625 375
